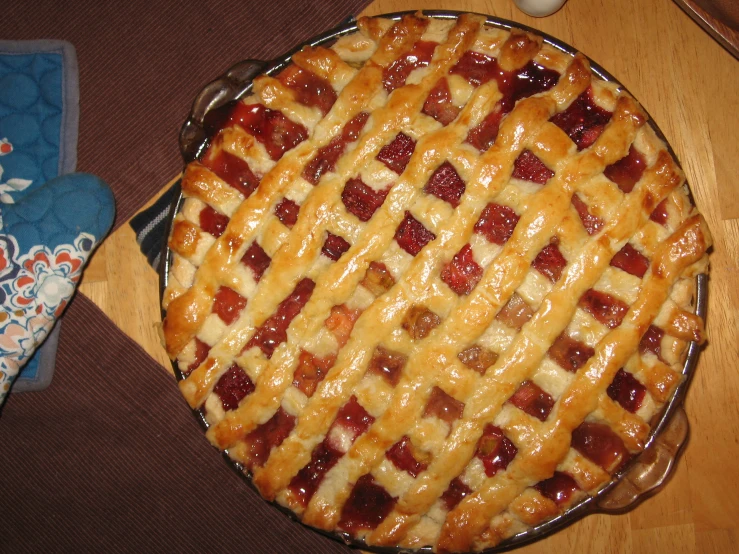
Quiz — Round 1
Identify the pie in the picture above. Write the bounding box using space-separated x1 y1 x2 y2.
161 12 711 552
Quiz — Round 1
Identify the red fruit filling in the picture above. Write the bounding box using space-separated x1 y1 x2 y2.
639 324 664 358
293 350 335 397
242 407 296 469
571 194 604 235
452 53 558 111
321 232 351 261
423 78 460 125
274 197 300 227
610 243 649 278
376 132 416 174
199 205 229 238
201 146 260 198
338 474 397 534
450 51 503 87
457 345 498 374
200 100 240 138
424 386 464 425
302 131 354 187
229 102 308 161
497 293 534 330
333 396 375 439
441 244 483 295
402 305 441 340
367 346 407 387
277 64 337 115
535 472 580 505
476 424 518 477
441 477 472 511
507 380 555 421
383 40 437 93
212 286 247 325
501 60 560 112
465 107 504 152
512 149 555 185
246 278 315 358
650 198 669 225
302 112 369 185
571 421 630 473
342 177 389 222
361 261 395 296
324 304 361 348
289 441 342 507
578 289 629 329
548 333 595 372
341 111 371 142
424 161 466 207
603 145 646 193
395 212 435 256
289 397 374 507
302 137 346 185
240 241 271 281
532 242 567 282
186 338 210 374
386 436 428 478
213 363 255 411
474 202 520 245
550 88 612 150
607 368 647 413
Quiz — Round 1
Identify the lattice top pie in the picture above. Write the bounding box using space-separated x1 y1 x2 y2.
162 12 711 552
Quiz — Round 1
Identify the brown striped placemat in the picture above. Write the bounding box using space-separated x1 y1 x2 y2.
0 295 351 552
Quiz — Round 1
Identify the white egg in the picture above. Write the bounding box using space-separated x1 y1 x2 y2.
513 0 568 17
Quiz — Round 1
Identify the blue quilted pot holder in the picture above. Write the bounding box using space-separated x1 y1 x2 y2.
0 40 114 396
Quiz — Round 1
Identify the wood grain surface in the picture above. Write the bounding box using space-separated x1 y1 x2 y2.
78 0 739 551
673 0 739 59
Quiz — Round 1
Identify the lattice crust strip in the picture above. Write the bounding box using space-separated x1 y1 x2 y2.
162 12 711 553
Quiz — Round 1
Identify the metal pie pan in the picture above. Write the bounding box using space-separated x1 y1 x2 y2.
160 11 709 553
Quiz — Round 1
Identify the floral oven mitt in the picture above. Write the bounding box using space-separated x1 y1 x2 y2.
0 40 115 404
0 156 113 402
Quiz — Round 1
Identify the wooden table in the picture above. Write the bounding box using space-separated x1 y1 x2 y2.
78 0 739 551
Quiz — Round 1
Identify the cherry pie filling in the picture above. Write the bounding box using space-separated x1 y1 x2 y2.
535 472 580 506
202 145 261 199
342 177 389 222
245 278 315 358
303 112 370 185
289 396 375 507
243 408 296 469
228 102 308 161
274 197 300 227
165 13 709 553
199 205 229 238
423 78 460 126
240 241 271 281
386 436 429 478
277 64 337 116
376 132 416 174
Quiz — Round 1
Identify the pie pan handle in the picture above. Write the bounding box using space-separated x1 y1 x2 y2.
179 58 268 163
596 405 689 512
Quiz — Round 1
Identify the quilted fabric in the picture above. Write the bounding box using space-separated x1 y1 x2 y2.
0 41 114 399
0 40 79 390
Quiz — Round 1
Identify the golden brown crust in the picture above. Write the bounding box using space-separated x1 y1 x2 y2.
181 163 243 214
162 12 710 552
168 219 200 259
498 30 542 72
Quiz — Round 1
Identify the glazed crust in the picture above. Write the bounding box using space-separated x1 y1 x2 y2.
162 13 710 552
